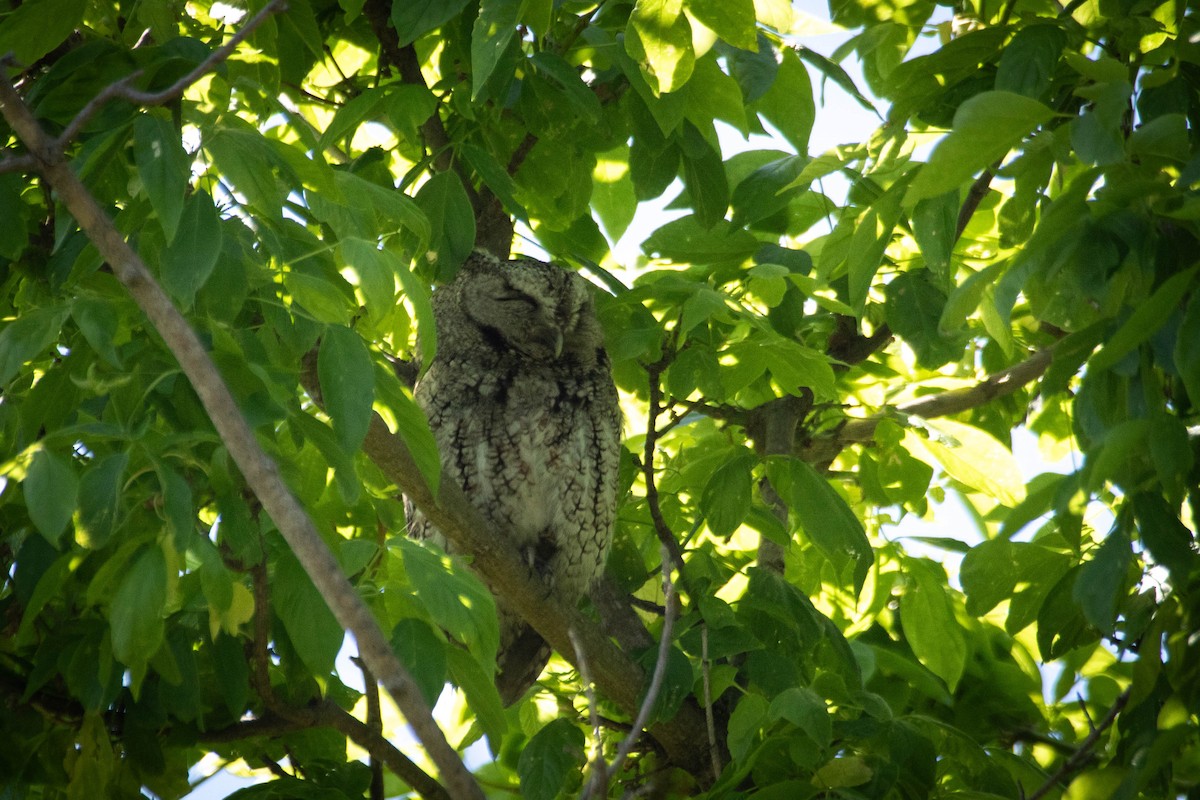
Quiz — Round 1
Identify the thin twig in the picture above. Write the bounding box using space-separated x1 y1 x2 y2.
643 351 688 575
55 0 287 148
701 624 721 782
1024 689 1130 800
571 628 607 799
357 656 386 800
609 546 679 791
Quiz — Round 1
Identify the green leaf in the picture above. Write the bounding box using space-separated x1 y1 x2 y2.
813 756 873 790
1074 528 1132 631
846 178 906 312
900 560 966 691
445 646 507 743
284 272 352 326
398 538 498 663
375 363 441 494
911 191 958 284
206 129 284 216
0 306 70 388
273 549 344 678
995 23 1067 99
961 538 1018 616
885 271 965 369
751 46 814 153
700 451 755 536
687 0 756 49
109 547 167 669
518 718 585 800
71 297 122 367
390 618 447 708
392 0 473 45
727 692 768 762
730 154 807 226
0 0 85 66
908 420 1026 506
161 190 222 307
76 453 129 549
472 0 521 99
769 687 831 747
1036 566 1097 659
679 122 729 228
908 91 1054 203
337 237 395 321
940 261 1006 335
24 450 79 548
1091 266 1198 371
642 216 759 264
414 172 476 278
1132 493 1197 589
796 45 877 115
157 464 194 549
1176 288 1200 405
592 145 638 242
133 115 189 242
628 0 695 94
318 326 374 456
767 457 873 593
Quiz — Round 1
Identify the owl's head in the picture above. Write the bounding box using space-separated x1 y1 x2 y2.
442 252 604 365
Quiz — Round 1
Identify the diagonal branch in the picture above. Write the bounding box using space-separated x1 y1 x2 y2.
797 345 1056 464
50 0 286 149
0 69 483 800
1024 690 1130 800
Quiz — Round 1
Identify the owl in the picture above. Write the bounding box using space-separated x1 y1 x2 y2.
406 251 622 705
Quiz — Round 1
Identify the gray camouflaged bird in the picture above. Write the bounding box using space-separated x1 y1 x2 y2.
405 251 621 705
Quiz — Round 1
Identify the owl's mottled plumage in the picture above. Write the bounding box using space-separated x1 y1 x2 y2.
406 251 621 704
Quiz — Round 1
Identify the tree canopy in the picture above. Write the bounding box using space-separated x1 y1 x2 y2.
1 0 1198 798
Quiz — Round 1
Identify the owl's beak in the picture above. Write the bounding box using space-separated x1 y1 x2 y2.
527 324 564 359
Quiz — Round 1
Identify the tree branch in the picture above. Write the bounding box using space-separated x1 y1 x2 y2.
1024 690 1130 800
0 69 483 800
796 345 1056 464
51 0 286 149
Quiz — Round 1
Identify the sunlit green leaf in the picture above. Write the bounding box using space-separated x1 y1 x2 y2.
472 0 521 99
901 559 966 691
908 92 1054 203
628 0 695 94
907 420 1026 506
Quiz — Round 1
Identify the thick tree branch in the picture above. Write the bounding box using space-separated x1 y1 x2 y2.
0 71 482 800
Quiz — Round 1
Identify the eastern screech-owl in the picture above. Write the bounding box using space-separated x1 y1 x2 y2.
406 251 621 705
